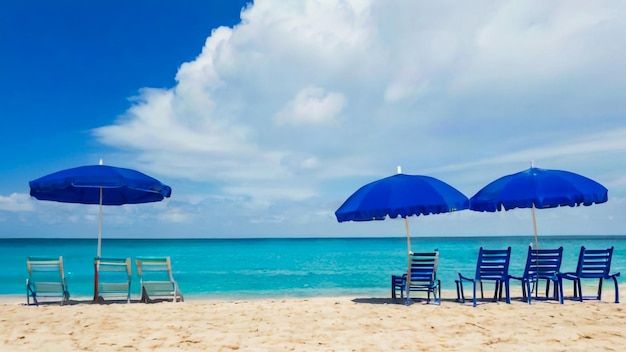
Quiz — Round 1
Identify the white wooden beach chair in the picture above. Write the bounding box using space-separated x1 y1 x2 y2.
95 257 132 303
135 256 184 303
26 256 70 306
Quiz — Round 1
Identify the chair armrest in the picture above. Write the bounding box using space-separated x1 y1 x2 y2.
509 274 523 281
559 272 577 280
458 273 475 283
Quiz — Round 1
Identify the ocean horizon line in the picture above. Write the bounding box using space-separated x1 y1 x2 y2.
1 234 625 240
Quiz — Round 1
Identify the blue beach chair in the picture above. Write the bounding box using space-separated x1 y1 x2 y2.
457 247 512 307
135 256 184 303
391 251 440 305
26 256 70 306
559 246 620 303
509 246 563 304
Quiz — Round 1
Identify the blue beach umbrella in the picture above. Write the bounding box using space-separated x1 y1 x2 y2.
29 162 172 256
469 164 608 248
335 167 469 303
29 161 172 301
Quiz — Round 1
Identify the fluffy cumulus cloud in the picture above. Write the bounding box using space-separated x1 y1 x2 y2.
274 86 346 125
91 0 626 237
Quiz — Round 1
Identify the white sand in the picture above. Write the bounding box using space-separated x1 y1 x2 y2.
1 287 624 351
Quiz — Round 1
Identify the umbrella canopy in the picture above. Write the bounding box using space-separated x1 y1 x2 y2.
469 166 608 247
29 164 172 257
29 165 172 206
335 172 468 303
336 173 469 223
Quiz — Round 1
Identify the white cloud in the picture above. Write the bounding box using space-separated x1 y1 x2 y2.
274 86 346 125
0 193 34 212
88 0 626 237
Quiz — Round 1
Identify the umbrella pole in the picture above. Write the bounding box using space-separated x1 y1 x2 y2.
98 187 103 257
94 187 103 303
531 204 539 250
404 217 412 305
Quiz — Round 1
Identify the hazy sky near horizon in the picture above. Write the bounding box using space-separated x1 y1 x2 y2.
1 0 625 240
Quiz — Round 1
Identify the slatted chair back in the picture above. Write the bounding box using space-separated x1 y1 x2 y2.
408 252 438 286
575 246 614 279
475 247 511 281
523 246 563 279
136 256 174 282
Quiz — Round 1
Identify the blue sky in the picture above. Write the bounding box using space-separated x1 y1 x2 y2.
1 0 625 239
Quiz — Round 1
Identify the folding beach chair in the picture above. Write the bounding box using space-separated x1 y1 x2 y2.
135 256 184 303
95 257 132 303
26 256 70 306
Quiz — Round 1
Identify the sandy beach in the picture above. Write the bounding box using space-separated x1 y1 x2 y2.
1 287 624 352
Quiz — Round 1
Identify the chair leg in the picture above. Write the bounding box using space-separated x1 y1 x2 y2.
479 281 484 299
437 282 441 305
473 282 477 307
457 279 466 303
612 276 620 303
525 279 532 304
576 280 583 302
597 278 604 301
504 281 511 304
140 287 150 303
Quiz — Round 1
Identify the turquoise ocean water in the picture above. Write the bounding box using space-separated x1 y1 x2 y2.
5 236 625 300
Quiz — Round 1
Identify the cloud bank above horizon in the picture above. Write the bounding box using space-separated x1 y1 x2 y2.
5 0 626 238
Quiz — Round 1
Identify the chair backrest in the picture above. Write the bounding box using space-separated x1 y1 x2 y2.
475 247 511 280
27 256 66 282
97 257 131 286
135 257 174 282
408 251 438 285
97 257 131 276
26 256 67 297
574 246 614 279
523 246 563 278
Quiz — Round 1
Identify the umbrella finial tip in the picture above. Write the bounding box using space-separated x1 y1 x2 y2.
99 159 103 165
397 166 402 174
